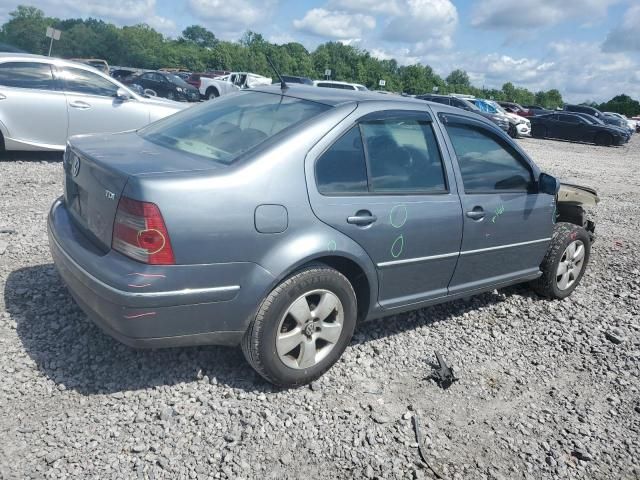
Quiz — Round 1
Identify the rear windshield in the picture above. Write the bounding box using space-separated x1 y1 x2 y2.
139 91 330 164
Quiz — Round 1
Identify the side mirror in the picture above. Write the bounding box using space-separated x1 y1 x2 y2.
116 87 132 100
539 172 560 195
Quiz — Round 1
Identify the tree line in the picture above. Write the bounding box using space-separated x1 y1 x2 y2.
1 5 639 115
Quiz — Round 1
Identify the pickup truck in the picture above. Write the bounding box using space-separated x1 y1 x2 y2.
199 72 272 100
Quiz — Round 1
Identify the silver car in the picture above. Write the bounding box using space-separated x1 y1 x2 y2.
0 53 188 151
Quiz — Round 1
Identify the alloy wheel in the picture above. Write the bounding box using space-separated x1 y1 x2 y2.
276 289 344 369
556 240 585 290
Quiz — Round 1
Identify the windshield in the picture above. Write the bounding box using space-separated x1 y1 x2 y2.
475 100 497 114
167 74 190 87
487 101 507 114
140 91 330 164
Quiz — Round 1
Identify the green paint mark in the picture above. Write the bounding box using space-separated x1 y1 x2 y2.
491 204 505 223
327 240 337 252
389 204 408 229
391 234 404 258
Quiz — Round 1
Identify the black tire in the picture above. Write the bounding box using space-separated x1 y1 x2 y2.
508 124 518 138
206 87 219 100
242 265 357 387
531 222 591 299
595 132 612 147
0 131 4 151
167 91 175 100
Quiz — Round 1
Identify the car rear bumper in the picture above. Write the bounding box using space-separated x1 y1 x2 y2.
48 198 274 347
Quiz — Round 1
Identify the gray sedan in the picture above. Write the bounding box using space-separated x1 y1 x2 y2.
48 85 597 387
0 53 187 151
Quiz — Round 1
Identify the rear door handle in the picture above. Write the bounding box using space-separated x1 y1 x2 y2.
466 208 485 220
0 93 6 100
70 101 91 109
347 211 377 226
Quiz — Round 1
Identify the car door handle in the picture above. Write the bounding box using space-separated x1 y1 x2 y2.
466 208 485 220
347 211 377 226
0 93 6 100
70 101 91 109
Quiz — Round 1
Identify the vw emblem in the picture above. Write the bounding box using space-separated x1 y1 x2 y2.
71 155 80 177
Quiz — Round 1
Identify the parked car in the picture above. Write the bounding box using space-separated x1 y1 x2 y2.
0 53 188 151
48 85 598 386
185 71 230 89
563 104 605 120
530 112 627 146
604 112 635 135
571 112 630 142
110 68 139 83
417 93 510 133
127 71 200 102
199 72 272 100
522 105 551 116
313 80 368 91
69 58 109 74
497 101 532 118
473 98 530 138
276 75 314 85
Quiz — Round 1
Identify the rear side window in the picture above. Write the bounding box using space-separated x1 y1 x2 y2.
361 120 446 193
58 67 119 97
445 123 533 193
315 117 447 195
140 91 329 164
316 127 368 194
0 62 55 90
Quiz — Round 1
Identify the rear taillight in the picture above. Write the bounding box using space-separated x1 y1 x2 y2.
112 197 175 265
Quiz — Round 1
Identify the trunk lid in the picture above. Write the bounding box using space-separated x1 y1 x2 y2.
64 131 222 250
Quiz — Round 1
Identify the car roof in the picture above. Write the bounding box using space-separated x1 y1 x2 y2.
253 84 425 106
0 52 106 71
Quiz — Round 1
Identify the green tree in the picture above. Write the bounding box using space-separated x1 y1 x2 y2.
446 69 470 88
598 94 640 116
1 5 53 54
181 25 217 49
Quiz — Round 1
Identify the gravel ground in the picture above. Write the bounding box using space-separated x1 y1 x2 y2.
0 137 638 480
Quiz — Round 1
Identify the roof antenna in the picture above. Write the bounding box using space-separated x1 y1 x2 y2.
266 55 288 91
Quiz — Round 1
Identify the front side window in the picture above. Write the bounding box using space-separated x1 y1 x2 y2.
316 127 368 194
445 123 533 193
58 67 119 97
0 62 55 90
140 91 329 164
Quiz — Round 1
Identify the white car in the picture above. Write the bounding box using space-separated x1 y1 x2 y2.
486 100 531 137
0 53 188 151
605 112 636 132
313 80 369 91
199 72 272 100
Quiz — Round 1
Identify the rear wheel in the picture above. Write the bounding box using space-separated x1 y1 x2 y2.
508 124 519 138
242 266 357 387
531 222 591 299
595 132 613 146
206 87 219 100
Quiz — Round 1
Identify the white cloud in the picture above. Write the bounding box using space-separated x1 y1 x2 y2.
327 0 403 15
472 0 620 30
382 0 458 48
187 0 278 38
602 4 640 52
293 8 375 40
0 0 156 23
146 15 177 36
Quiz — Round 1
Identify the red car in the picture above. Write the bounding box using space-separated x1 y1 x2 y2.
498 101 533 118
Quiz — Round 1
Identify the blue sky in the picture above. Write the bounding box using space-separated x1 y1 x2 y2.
3 0 640 101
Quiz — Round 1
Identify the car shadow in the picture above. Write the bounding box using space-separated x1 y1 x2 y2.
5 264 540 395
0 151 63 162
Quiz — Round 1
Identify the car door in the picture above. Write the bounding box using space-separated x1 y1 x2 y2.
439 113 553 295
556 113 583 141
0 61 68 148
307 107 463 309
56 65 149 137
